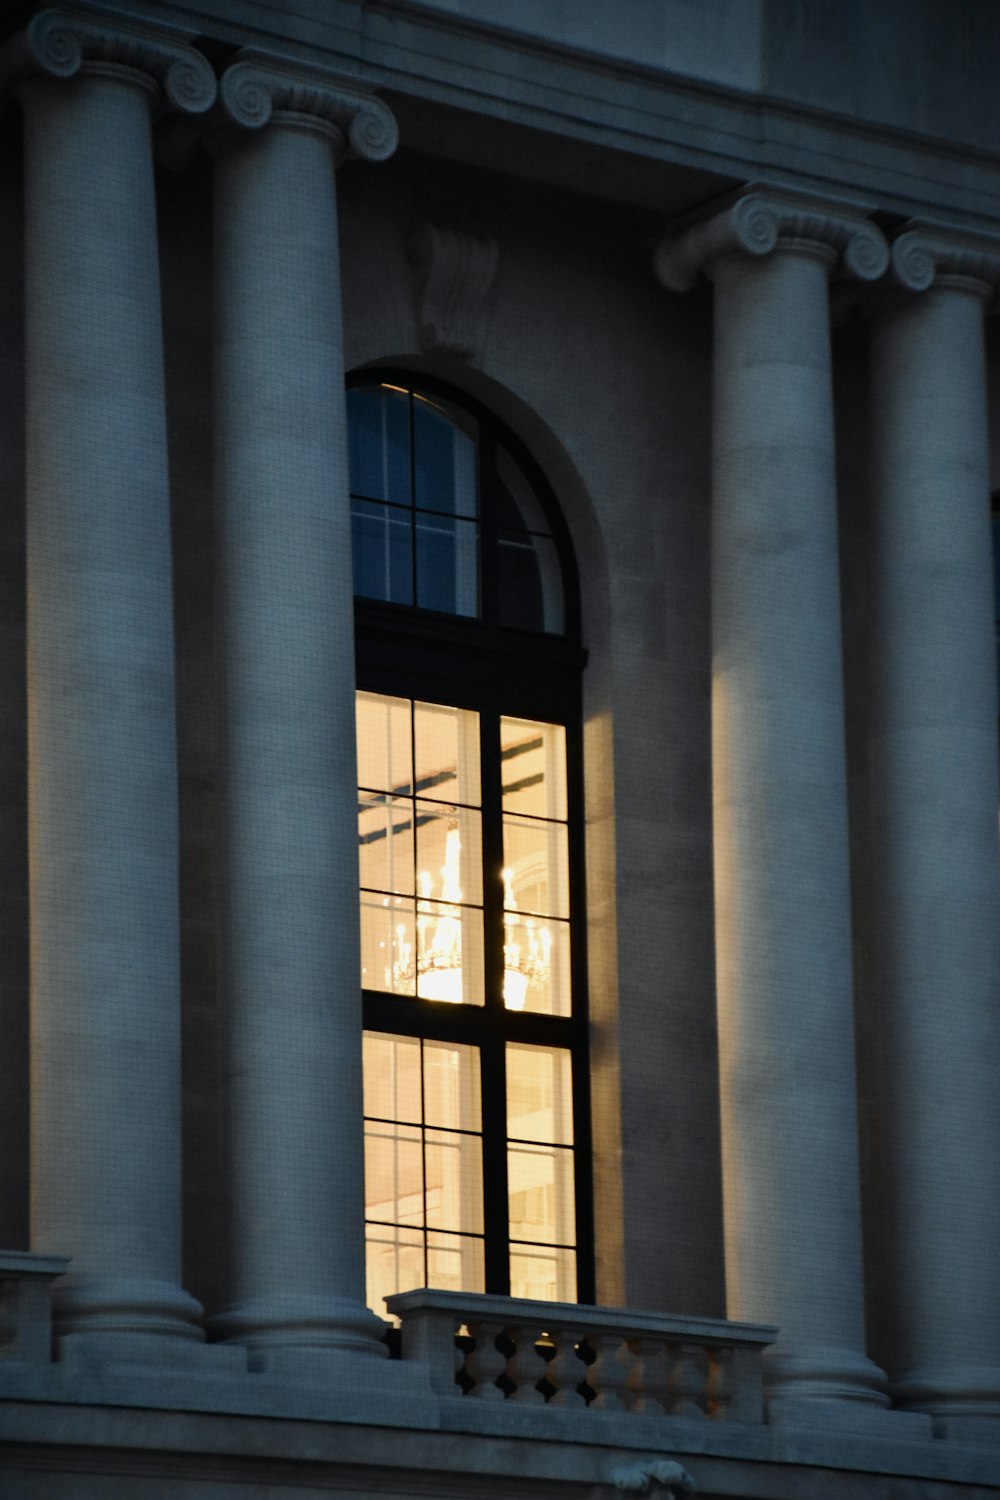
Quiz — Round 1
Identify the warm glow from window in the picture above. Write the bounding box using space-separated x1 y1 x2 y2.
359 692 578 1310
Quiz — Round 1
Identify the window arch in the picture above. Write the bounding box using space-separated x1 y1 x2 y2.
350 371 593 1313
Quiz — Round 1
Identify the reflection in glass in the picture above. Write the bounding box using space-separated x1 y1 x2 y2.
415 899 484 1006
364 1032 484 1314
347 385 410 506
359 893 415 995
351 498 413 606
415 803 483 906
507 1142 575 1244
427 1231 485 1296
413 395 478 517
503 815 570 920
497 530 563 634
506 1044 574 1144
366 1223 423 1323
365 1120 423 1226
426 1128 484 1234
500 718 567 820
416 513 478 616
503 913 570 1016
414 701 480 806
509 1244 576 1303
422 1039 482 1132
363 1032 422 1125
357 693 412 797
358 792 414 896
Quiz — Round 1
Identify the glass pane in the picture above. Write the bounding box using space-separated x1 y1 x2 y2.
425 1128 484 1234
506 1044 573 1145
422 1040 482 1132
365 1120 423 1226
351 498 413 606
348 385 411 506
415 899 484 1005
427 1231 485 1295
415 512 478 617
496 445 551 535
414 701 480 807
507 1143 575 1244
357 693 412 796
502 815 570 919
413 395 478 517
358 792 414 896
503 914 570 1016
497 530 564 634
360 893 415 995
500 719 567 820
363 1032 422 1125
415 803 483 908
366 1223 424 1319
509 1244 576 1303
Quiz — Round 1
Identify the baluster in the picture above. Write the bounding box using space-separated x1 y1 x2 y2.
706 1344 733 1419
588 1331 632 1411
505 1324 547 1404
464 1320 507 1401
627 1335 669 1415
546 1328 587 1407
667 1340 709 1417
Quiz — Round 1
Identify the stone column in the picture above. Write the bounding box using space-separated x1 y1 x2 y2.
1 9 219 1363
655 190 907 1428
209 56 398 1375
866 226 1000 1440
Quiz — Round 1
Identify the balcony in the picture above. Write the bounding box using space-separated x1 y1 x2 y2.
386 1288 776 1430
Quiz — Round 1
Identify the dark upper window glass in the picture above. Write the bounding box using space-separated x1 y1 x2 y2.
348 380 568 635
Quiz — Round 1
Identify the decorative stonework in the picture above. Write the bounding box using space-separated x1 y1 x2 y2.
606 1460 696 1497
0 7 216 112
890 221 1000 296
408 223 498 358
219 54 398 161
654 187 888 291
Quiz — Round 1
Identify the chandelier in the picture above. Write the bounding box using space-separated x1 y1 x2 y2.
389 824 551 1007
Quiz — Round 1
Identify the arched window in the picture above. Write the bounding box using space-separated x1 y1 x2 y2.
349 373 593 1313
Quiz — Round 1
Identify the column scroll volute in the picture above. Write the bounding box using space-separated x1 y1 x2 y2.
890 222 1000 301
0 5 217 114
218 52 398 162
653 185 889 292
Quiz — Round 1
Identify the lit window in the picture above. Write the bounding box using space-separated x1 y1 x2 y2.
351 374 590 1315
358 691 583 1313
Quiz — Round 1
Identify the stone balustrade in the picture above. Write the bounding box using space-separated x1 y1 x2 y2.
385 1290 776 1423
0 1251 69 1365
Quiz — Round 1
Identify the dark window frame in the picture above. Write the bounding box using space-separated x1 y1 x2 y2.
352 368 595 1304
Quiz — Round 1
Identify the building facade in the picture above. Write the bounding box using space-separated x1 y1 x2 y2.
0 1 999 1496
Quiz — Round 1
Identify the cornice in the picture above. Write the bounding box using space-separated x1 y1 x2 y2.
653 187 889 292
0 6 216 112
890 221 1000 295
219 51 398 161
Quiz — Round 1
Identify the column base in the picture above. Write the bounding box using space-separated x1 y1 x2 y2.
763 1341 932 1434
53 1275 245 1374
891 1363 1000 1442
210 1293 390 1374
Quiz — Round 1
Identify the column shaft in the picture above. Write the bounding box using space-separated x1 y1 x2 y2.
212 115 383 1369
869 272 1000 1435
710 244 887 1418
22 67 201 1354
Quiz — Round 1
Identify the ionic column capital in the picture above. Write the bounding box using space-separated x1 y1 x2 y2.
218 52 398 161
890 221 1000 299
0 6 216 113
654 186 888 292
